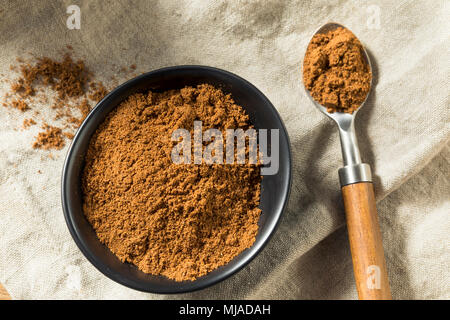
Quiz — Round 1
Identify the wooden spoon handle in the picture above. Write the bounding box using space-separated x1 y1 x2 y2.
0 283 11 300
342 182 392 300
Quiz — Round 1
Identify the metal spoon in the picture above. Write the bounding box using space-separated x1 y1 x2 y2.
303 23 392 300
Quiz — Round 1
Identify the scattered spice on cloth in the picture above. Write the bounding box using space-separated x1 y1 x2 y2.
88 81 108 102
32 124 65 150
10 53 90 100
2 50 139 150
82 84 262 281
22 118 36 129
303 27 372 114
3 52 96 149
11 99 29 112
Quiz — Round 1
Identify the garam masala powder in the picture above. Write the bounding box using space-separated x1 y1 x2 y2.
82 84 261 281
3 50 137 151
303 27 372 114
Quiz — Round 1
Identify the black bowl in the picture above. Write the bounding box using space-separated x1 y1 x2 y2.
62 66 291 293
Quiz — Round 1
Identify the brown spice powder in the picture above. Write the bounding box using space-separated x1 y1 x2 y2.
22 118 36 129
2 51 117 150
88 81 108 102
11 53 90 100
303 27 372 114
32 125 65 150
11 99 29 112
82 84 261 281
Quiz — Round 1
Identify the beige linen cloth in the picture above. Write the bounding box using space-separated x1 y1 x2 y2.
0 0 449 299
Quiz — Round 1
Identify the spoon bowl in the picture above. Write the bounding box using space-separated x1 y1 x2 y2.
303 22 373 120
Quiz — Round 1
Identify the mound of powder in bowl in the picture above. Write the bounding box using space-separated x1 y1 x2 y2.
303 27 372 114
82 84 262 281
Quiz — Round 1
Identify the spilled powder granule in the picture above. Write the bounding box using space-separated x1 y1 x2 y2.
63 132 75 140
76 98 92 123
22 118 36 129
32 125 65 150
10 53 90 100
1 51 122 150
3 50 143 151
88 81 108 102
11 99 29 112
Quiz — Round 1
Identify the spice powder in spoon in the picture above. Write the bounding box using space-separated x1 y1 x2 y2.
303 27 372 114
82 84 261 281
